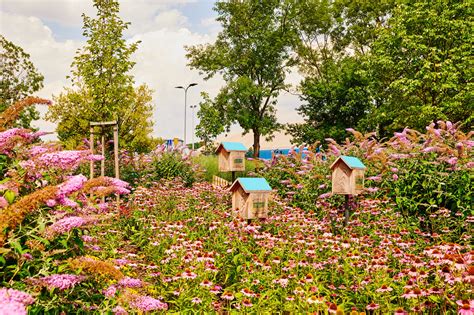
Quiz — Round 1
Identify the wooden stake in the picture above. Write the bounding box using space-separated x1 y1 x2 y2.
90 127 94 179
101 131 105 203
344 195 350 226
113 125 120 206
231 171 236 183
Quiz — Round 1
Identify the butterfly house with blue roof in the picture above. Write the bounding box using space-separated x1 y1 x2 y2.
216 142 247 172
229 178 272 220
330 156 367 195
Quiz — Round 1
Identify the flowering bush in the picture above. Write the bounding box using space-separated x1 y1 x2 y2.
257 121 473 234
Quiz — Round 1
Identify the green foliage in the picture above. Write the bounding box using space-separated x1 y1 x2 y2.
149 153 196 187
288 56 372 145
186 0 296 157
47 0 155 152
0 35 43 129
369 0 474 133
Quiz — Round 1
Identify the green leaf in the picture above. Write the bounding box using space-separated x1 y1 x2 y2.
4 190 15 204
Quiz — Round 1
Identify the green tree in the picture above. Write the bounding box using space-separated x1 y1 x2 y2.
47 0 155 151
369 0 473 133
48 83 155 152
194 92 228 149
289 0 396 144
186 0 296 157
288 56 372 144
0 35 44 128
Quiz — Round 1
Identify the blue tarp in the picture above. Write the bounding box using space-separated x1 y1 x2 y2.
259 148 307 160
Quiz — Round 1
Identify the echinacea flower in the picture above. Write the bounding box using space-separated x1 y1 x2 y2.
366 302 380 310
221 291 234 300
242 298 253 307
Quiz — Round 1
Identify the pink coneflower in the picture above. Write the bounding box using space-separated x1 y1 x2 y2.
241 288 255 297
366 302 380 310
181 269 197 279
327 303 338 314
401 289 417 299
221 291 234 300
210 285 221 294
200 279 213 287
394 308 408 315
307 295 324 304
376 284 393 293
242 298 253 307
191 297 202 304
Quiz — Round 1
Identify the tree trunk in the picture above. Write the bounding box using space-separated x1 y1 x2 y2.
253 130 260 158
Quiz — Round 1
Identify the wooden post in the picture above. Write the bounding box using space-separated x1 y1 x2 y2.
101 130 105 203
113 124 120 205
90 127 94 179
232 171 236 183
344 195 350 226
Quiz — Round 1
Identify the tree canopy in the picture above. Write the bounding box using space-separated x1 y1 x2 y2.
47 0 155 152
0 35 44 129
186 0 296 157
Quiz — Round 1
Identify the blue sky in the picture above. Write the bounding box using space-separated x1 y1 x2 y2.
0 0 302 141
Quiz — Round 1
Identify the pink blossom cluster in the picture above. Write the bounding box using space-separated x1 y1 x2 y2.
0 288 35 315
20 150 103 175
0 128 39 156
46 175 88 208
128 294 168 312
118 277 143 288
46 216 90 237
35 274 85 291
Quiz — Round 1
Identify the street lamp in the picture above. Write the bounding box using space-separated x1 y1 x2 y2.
175 83 198 147
190 104 198 151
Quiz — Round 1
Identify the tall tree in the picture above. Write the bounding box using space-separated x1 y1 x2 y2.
288 0 396 144
186 0 296 157
369 0 473 133
47 0 155 151
0 35 44 129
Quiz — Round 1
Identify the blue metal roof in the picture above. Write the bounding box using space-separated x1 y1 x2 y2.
340 156 366 169
232 177 272 192
221 142 247 152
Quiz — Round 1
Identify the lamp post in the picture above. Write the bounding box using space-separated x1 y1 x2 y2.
190 104 198 150
175 83 198 147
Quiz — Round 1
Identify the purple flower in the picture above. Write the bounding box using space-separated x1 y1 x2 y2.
446 157 458 166
0 288 35 306
318 192 331 199
0 196 8 209
128 295 168 311
112 306 128 315
103 285 117 298
118 277 143 288
48 216 88 235
0 301 27 315
36 274 85 290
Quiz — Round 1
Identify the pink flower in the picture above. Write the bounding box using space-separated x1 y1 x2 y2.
112 306 128 315
36 274 85 290
118 277 142 288
103 285 117 298
0 197 8 209
128 295 168 311
0 288 35 306
393 174 399 181
47 216 89 235
366 303 380 310
191 297 202 304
